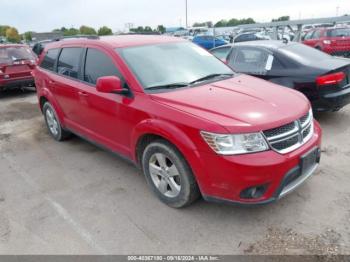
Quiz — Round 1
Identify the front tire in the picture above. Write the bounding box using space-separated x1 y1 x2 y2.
43 102 70 141
142 140 200 208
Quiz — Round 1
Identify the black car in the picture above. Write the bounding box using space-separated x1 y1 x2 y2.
210 41 350 112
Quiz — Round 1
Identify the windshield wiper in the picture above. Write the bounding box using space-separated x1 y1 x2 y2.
146 83 189 90
189 73 234 85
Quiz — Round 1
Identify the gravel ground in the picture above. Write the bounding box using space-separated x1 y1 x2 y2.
0 89 349 255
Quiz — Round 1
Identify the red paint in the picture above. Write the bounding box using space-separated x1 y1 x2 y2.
34 36 322 204
316 72 346 86
0 44 36 89
303 28 350 55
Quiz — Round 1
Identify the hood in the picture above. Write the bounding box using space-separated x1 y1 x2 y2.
150 74 310 133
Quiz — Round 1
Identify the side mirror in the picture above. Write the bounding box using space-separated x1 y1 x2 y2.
96 76 129 95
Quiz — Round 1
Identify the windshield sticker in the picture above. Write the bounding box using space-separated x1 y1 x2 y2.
265 54 274 71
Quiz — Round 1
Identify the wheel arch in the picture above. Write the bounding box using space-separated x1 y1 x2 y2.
131 119 199 166
38 88 66 127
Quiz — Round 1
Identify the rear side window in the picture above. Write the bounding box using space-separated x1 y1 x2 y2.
211 46 231 60
57 47 83 79
40 48 59 71
229 47 271 75
84 48 121 85
327 28 350 37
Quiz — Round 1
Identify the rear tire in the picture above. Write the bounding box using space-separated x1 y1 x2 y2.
141 140 200 208
43 102 70 141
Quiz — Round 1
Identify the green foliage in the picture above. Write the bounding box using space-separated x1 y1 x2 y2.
64 28 80 36
272 16 290 22
6 27 21 43
192 21 213 28
79 25 97 35
130 26 156 33
157 25 166 34
212 18 256 28
98 26 113 36
0 25 10 37
24 31 32 42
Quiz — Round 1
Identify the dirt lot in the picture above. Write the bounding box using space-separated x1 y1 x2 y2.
0 89 349 255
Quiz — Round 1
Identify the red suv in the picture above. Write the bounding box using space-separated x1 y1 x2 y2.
34 36 322 207
0 44 37 90
303 27 350 57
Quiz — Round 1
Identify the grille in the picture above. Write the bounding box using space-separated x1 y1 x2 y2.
263 111 313 154
263 122 296 138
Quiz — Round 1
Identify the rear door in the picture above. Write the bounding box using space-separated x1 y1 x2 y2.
303 30 320 47
53 47 84 125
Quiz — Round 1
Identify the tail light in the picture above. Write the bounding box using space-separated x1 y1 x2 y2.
316 72 345 86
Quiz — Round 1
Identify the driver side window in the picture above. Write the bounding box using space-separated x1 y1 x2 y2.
84 48 121 85
304 31 315 40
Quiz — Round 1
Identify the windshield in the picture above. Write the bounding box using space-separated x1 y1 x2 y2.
0 46 36 64
118 42 233 90
279 43 331 65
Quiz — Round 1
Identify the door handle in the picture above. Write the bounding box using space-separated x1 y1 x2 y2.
78 91 88 97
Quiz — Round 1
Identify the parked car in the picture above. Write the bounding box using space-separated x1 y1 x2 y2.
232 32 270 43
211 41 350 112
34 36 321 207
303 27 350 57
192 35 227 49
0 44 37 91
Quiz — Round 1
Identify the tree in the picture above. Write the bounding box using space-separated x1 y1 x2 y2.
6 27 20 43
157 25 166 34
98 26 113 36
79 25 97 35
64 27 80 36
272 16 290 22
0 25 10 36
192 21 213 27
214 20 227 27
24 31 32 42
144 26 153 32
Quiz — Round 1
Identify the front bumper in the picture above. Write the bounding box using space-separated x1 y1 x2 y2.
196 121 322 205
312 86 350 112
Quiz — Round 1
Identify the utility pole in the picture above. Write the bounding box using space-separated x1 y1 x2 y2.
336 6 340 16
185 0 188 28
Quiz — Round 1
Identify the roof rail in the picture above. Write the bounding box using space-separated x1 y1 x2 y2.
61 35 100 40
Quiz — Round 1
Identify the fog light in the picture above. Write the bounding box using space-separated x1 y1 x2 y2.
240 185 268 199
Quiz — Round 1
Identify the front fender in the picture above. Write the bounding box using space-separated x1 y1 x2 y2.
131 118 199 162
130 118 210 193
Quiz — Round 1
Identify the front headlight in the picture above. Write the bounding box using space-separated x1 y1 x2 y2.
201 131 269 155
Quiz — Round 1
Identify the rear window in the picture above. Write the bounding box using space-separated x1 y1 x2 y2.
327 28 350 37
0 46 35 64
279 43 331 65
57 47 83 79
40 48 59 71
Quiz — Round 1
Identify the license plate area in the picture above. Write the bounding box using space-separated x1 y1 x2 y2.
301 147 320 174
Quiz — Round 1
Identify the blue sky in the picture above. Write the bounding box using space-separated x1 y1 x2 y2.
1 0 350 33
